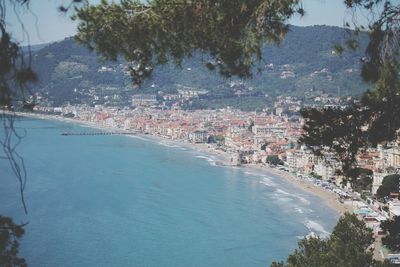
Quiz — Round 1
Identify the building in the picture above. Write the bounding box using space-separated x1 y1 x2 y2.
132 94 158 107
388 200 400 218
286 147 316 174
188 130 209 143
386 146 400 168
177 87 208 99
252 124 286 137
314 160 336 181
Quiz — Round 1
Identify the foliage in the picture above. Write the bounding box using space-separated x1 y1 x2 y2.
1 2 40 265
0 3 37 108
299 0 400 179
207 135 225 144
248 121 254 132
270 213 383 267
300 93 400 181
73 0 304 86
1 1 35 215
351 168 373 193
381 216 400 252
376 174 400 201
309 172 322 180
0 216 27 267
266 155 283 165
260 143 267 151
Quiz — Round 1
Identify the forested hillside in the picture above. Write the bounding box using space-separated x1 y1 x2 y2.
29 25 371 108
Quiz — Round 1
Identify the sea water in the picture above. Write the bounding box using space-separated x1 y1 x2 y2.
0 118 338 267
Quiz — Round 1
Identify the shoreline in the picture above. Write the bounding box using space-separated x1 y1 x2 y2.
11 111 351 216
247 165 352 215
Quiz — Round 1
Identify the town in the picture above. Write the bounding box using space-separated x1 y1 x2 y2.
33 92 400 220
24 90 400 263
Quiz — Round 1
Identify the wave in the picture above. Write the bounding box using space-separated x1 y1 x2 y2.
272 197 293 203
294 207 304 214
274 189 311 205
126 135 148 141
296 196 311 205
304 219 330 238
157 141 182 148
244 171 263 176
259 177 276 187
275 188 291 196
195 155 218 166
195 155 214 161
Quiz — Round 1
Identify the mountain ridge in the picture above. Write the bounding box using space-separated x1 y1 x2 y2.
28 25 372 110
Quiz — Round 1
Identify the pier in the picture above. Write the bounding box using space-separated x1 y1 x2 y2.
61 131 137 136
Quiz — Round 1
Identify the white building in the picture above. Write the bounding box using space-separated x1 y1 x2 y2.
132 94 158 107
314 160 336 181
286 148 316 174
252 124 286 137
386 146 400 168
188 130 208 143
388 200 400 218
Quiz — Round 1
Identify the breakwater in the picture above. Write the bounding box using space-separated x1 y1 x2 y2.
61 131 137 136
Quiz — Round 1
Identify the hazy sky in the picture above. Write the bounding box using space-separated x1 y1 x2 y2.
5 0 365 45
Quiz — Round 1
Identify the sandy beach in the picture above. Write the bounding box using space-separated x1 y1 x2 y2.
10 111 352 216
249 166 352 215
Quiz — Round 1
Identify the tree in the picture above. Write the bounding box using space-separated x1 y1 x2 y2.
0 216 27 267
299 0 400 182
0 1 37 109
72 0 304 86
270 213 385 267
260 143 267 151
381 216 400 252
285 237 331 266
266 155 284 165
310 172 322 180
376 174 400 200
352 168 373 194
0 1 44 265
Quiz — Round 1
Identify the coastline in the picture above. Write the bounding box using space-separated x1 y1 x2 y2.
11 111 351 216
247 165 352 215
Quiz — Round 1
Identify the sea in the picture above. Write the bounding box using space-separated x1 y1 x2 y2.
0 117 338 267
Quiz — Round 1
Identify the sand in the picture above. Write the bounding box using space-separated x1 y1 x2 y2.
248 165 352 215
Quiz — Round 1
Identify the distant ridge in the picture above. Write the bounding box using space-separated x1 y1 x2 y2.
22 42 52 52
28 25 371 110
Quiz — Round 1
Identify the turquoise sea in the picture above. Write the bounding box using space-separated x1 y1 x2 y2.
0 118 338 267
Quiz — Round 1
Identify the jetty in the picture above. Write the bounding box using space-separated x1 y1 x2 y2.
61 131 137 136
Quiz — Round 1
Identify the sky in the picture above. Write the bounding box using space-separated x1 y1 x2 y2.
5 0 366 45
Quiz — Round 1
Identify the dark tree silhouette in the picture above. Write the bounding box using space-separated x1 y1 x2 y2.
0 216 27 267
381 216 400 252
1 0 39 213
299 0 400 181
376 174 400 201
1 1 40 265
71 0 304 86
270 213 395 267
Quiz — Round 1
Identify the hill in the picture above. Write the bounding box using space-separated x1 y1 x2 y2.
28 25 372 110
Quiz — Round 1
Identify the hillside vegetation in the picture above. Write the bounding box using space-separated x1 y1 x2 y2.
29 25 371 109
